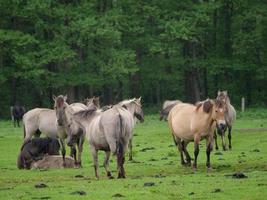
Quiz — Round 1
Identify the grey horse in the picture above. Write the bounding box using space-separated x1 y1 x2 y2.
66 98 144 179
215 90 236 150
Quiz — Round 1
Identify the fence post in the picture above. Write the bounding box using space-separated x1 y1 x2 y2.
241 97 245 112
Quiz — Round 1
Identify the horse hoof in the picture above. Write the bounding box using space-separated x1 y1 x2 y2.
108 176 114 179
117 174 126 179
207 167 212 173
192 165 197 172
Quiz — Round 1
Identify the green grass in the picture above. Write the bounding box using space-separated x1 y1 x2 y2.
0 113 267 200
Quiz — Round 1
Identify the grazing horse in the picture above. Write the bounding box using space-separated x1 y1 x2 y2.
17 138 60 169
67 98 144 179
215 91 236 150
160 100 182 121
168 99 226 171
11 105 26 127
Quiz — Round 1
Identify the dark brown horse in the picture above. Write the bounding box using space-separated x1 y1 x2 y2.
11 105 26 127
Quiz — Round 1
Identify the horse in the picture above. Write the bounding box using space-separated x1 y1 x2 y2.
11 105 26 127
215 90 236 150
22 96 99 166
17 137 60 169
31 155 75 169
168 99 226 171
117 98 144 161
71 96 100 112
23 96 100 143
66 97 144 179
160 100 182 121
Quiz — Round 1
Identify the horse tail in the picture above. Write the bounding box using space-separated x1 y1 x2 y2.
116 114 125 160
23 124 26 139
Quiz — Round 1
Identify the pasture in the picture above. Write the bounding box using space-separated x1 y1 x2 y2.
0 110 267 200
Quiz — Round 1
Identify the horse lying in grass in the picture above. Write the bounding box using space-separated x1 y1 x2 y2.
159 100 182 121
168 99 226 171
215 90 236 150
31 155 75 169
17 138 60 169
65 98 144 179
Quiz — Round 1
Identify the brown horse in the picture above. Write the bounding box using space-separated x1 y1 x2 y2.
168 99 226 171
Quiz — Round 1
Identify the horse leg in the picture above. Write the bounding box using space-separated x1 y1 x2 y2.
117 142 126 179
17 120 20 127
206 136 213 172
221 131 227 151
177 140 186 166
228 126 232 150
59 138 66 167
70 146 77 164
182 141 191 166
103 151 113 178
193 135 200 171
76 138 84 168
214 130 219 150
90 146 99 179
128 138 133 161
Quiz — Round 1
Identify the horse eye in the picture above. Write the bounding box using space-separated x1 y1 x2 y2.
215 110 218 113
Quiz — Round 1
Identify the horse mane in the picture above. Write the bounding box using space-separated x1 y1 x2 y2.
74 107 97 118
118 98 135 106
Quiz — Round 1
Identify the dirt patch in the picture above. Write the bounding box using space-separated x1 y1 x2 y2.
70 191 86 196
140 147 155 152
232 172 248 179
34 183 48 188
214 152 223 155
188 192 194 195
32 197 51 200
212 188 222 193
112 193 125 198
74 174 84 178
144 182 155 187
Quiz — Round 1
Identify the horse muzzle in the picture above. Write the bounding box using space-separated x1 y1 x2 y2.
57 119 63 126
218 123 227 132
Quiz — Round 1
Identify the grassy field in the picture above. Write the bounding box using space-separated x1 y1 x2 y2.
0 111 267 200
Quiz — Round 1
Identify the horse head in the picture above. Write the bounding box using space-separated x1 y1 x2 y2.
211 99 227 132
53 95 67 126
217 90 230 104
85 96 100 108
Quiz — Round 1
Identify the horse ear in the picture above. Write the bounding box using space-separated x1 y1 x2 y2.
52 95 57 101
217 90 221 95
138 96 142 101
225 90 228 95
203 100 213 113
64 95 67 101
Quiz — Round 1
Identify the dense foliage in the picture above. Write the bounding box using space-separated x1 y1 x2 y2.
0 0 267 117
